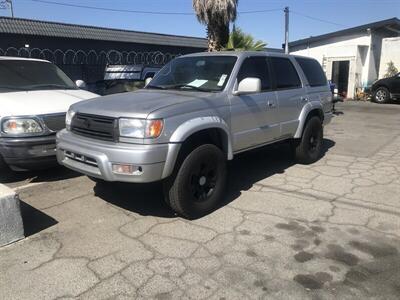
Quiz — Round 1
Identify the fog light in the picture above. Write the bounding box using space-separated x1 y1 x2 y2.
112 164 143 175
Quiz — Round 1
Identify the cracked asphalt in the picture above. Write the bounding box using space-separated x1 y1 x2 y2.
1 101 400 299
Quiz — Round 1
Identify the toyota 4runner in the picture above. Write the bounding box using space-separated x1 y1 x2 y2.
56 51 333 219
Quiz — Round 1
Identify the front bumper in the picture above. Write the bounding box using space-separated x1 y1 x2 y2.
56 130 170 183
390 93 400 100
0 135 58 171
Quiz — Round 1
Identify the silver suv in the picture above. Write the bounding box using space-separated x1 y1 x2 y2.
57 51 333 218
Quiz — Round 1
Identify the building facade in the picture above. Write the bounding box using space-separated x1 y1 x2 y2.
289 18 400 98
0 17 207 83
379 37 400 78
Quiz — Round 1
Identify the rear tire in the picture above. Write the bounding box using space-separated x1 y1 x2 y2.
374 87 390 103
295 116 324 164
163 144 227 219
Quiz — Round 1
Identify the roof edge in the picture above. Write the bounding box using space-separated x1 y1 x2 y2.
289 17 400 48
0 16 207 42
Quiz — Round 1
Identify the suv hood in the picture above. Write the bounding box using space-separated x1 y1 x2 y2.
0 89 97 118
72 89 217 119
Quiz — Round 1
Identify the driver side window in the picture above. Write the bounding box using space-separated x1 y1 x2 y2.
237 57 271 91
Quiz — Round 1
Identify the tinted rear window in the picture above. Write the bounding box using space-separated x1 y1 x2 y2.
295 57 327 87
270 57 301 89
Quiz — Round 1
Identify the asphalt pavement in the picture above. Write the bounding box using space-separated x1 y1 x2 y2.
1 101 400 299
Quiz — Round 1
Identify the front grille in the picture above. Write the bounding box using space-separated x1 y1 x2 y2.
42 113 66 132
64 150 98 167
71 113 117 141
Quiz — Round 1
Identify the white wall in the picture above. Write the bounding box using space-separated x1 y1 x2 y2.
290 35 370 63
379 37 400 78
291 34 371 98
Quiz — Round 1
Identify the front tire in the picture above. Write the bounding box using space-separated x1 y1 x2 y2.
163 144 227 219
294 116 324 164
374 87 390 103
87 176 109 185
0 155 11 176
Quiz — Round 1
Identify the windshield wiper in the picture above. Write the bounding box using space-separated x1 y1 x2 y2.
168 84 212 92
146 85 167 90
28 84 77 90
0 86 29 91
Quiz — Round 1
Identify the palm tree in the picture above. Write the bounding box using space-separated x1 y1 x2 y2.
224 27 267 51
193 0 238 51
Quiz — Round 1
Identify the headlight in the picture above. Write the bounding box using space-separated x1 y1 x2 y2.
2 118 43 135
119 118 164 139
65 108 76 131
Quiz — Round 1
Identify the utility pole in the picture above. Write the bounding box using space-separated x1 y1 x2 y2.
6 0 14 18
284 6 289 54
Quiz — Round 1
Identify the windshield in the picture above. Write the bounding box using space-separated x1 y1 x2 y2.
0 60 77 92
147 56 237 92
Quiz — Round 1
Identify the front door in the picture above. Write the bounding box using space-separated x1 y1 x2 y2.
392 73 400 94
230 56 279 151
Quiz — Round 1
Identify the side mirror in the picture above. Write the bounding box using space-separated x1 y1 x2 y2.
234 77 261 95
75 80 87 89
144 77 153 87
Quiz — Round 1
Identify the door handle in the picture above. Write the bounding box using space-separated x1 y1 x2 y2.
267 101 276 108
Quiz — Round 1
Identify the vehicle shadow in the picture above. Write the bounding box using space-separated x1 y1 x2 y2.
333 110 344 116
94 181 175 218
221 139 335 209
0 166 80 185
95 139 335 219
20 200 58 237
332 105 345 116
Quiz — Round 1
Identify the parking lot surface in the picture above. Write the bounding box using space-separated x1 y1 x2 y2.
1 101 400 300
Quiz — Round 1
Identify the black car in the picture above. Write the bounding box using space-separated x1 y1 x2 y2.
371 73 400 103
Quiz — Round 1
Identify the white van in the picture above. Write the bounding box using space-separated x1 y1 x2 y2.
0 57 97 171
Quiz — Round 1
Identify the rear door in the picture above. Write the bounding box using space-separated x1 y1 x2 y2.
295 57 331 113
269 56 305 137
230 56 279 151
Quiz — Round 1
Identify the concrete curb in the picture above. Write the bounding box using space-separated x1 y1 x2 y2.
0 184 24 247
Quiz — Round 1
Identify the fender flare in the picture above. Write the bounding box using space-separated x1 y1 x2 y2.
161 116 233 179
294 102 324 139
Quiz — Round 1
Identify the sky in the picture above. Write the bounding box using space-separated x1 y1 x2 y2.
1 0 399 48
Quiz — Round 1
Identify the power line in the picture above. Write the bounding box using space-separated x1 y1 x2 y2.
30 0 282 16
29 1 347 29
238 8 282 14
31 0 194 15
291 10 347 27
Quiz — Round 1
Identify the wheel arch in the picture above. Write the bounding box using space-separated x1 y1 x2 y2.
161 117 233 179
294 104 324 139
373 84 390 92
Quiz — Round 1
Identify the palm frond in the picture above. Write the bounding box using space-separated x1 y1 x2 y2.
193 0 238 26
193 0 239 51
224 27 267 51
